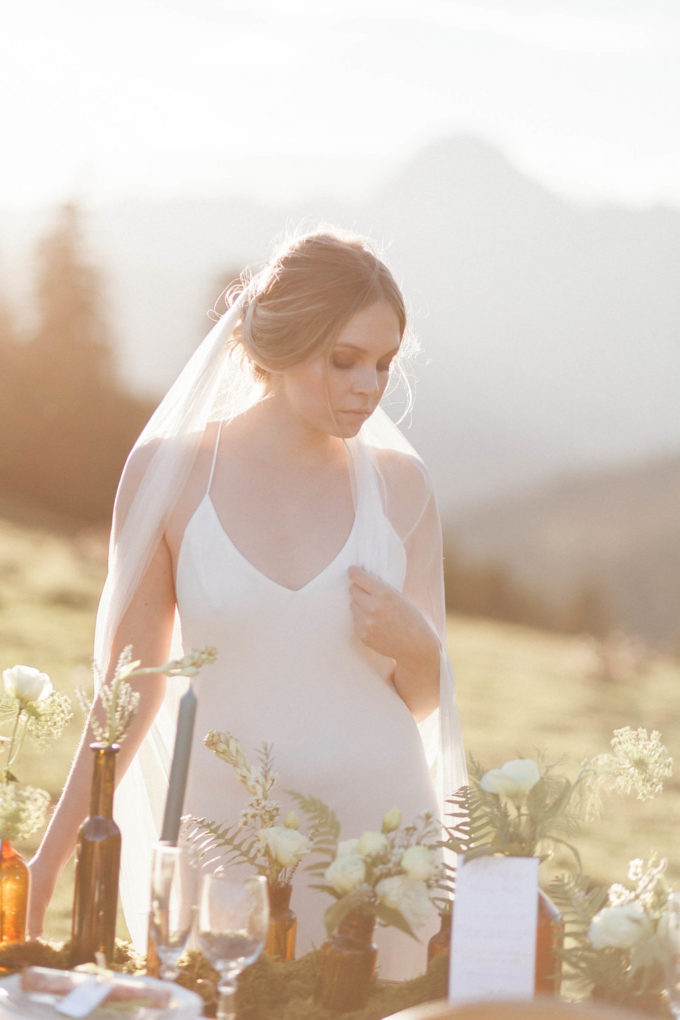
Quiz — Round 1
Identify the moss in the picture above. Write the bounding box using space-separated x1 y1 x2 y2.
0 940 448 1020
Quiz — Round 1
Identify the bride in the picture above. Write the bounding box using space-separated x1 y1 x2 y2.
28 227 465 979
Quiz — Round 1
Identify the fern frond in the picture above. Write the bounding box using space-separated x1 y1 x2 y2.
443 784 500 857
286 791 340 859
184 815 263 872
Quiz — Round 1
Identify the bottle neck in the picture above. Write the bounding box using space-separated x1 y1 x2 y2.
88 743 119 819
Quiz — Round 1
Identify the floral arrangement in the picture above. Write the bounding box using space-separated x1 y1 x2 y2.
80 646 218 747
549 856 674 1013
186 732 340 888
444 728 672 865
0 665 72 841
313 809 447 938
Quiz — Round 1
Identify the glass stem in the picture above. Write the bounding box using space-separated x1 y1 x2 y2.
216 978 237 1020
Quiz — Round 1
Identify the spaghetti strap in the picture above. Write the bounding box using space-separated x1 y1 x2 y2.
206 420 224 495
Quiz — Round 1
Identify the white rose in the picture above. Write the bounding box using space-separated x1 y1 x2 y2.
259 826 310 867
481 759 541 804
337 838 359 857
588 903 653 950
376 875 432 931
382 807 402 833
401 845 436 882
325 854 366 895
357 830 389 858
2 665 52 704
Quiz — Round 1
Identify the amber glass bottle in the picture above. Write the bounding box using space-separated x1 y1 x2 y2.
0 840 29 945
265 883 297 961
71 743 121 965
535 888 563 994
315 909 378 1011
427 907 452 965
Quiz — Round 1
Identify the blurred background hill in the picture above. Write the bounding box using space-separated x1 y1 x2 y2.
1 134 678 647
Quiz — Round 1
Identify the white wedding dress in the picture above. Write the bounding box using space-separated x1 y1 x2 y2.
103 299 466 981
174 431 440 979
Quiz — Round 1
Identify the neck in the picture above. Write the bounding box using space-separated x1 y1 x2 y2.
236 393 344 467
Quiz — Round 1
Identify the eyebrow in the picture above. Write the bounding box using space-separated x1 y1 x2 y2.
333 343 400 357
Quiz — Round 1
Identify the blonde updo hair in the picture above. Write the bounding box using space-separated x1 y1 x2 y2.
229 229 408 379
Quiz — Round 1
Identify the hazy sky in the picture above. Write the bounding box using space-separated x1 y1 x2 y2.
3 0 679 209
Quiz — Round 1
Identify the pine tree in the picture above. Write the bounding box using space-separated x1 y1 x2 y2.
28 201 114 398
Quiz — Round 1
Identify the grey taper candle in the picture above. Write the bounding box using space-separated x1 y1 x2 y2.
160 684 197 844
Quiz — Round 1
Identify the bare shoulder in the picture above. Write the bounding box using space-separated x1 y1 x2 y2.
372 446 433 497
114 426 218 558
371 447 436 538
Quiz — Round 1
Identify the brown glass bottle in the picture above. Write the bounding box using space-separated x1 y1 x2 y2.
315 909 378 1011
0 839 29 945
71 743 121 965
535 888 563 994
265 882 297 961
427 907 452 965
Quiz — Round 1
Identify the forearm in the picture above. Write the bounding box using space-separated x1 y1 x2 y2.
31 675 167 875
392 619 440 721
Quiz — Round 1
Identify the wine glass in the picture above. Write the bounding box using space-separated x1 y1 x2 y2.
665 892 680 1018
148 841 197 981
197 870 269 1020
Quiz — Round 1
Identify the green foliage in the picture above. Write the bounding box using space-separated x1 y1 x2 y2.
547 870 608 994
547 863 670 1014
183 815 264 873
287 791 341 870
444 766 506 859
185 790 340 884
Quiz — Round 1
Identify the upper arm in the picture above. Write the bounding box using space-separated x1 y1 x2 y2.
374 448 446 639
111 533 176 678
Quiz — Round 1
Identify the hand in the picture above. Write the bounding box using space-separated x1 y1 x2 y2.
348 566 428 661
348 566 441 717
27 854 58 939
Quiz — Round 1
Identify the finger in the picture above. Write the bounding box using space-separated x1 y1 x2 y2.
348 565 382 593
350 602 371 643
349 584 376 611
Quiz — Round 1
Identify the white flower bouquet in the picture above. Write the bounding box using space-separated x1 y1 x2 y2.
550 856 673 1013
445 728 672 864
186 732 339 888
0 665 73 841
312 809 447 938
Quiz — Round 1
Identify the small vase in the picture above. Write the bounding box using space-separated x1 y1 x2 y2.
71 743 121 965
427 908 452 965
315 909 378 1012
0 839 29 946
535 888 563 994
265 883 297 961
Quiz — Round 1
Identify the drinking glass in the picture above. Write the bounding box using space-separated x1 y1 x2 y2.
148 842 197 981
197 871 269 1020
665 892 680 1018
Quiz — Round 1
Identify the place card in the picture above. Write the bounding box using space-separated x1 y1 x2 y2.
55 978 111 1018
449 855 539 1003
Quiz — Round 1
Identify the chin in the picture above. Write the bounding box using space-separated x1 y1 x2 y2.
333 420 364 439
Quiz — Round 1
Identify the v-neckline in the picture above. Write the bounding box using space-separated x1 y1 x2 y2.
194 440 359 594
202 493 358 594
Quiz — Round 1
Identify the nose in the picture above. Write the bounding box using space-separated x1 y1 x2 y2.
354 364 380 395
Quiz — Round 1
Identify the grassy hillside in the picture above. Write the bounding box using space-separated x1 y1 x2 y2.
1 511 678 942
453 449 680 646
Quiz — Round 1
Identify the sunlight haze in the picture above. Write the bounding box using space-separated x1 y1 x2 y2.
3 0 679 209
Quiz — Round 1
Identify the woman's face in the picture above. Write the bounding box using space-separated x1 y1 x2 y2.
275 300 402 439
